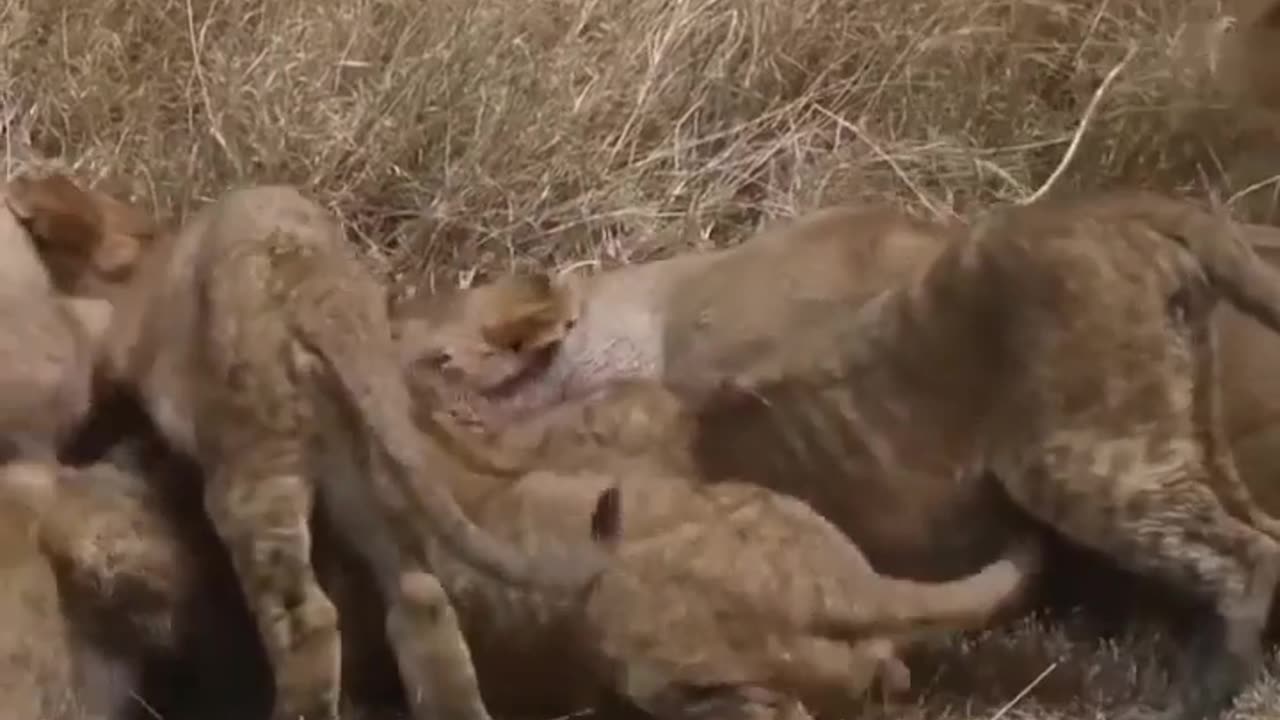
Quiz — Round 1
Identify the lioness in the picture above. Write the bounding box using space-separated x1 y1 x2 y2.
392 206 949 428
394 194 1280 720
14 177 610 720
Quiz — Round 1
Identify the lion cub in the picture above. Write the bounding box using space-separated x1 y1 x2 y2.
393 278 695 477
395 272 581 396
690 193 1280 720
402 377 1040 720
392 288 1038 717
17 179 609 720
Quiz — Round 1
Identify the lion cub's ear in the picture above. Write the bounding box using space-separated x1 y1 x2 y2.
5 172 103 253
5 172 156 289
480 271 583 354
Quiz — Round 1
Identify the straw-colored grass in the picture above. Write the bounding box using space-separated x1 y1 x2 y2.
5 0 1280 291
8 0 1280 717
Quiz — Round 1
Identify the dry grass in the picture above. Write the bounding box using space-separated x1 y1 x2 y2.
867 614 1280 720
5 0 1280 292
346 617 1280 720
8 0 1280 718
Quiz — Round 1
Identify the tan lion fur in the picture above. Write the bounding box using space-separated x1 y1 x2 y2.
1218 240 1280 519
350 373 1042 720
0 459 203 720
48 371 1037 720
5 172 160 302
1218 0 1280 112
29 382 1035 720
0 461 82 719
392 200 1280 566
0 182 115 462
390 205 951 429
14 176 610 720
393 194 1280 720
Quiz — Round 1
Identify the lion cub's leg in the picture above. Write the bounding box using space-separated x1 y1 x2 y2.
843 637 911 697
311 415 493 720
385 571 491 720
999 438 1280 720
201 430 340 720
770 635 911 711
637 684 816 720
1192 316 1280 541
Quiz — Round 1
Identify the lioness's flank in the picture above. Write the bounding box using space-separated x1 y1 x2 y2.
396 193 1280 720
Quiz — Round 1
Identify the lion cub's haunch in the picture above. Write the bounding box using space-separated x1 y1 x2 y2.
404 379 1039 720
39 184 607 720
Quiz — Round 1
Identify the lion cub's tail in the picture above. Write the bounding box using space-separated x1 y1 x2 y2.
809 536 1041 643
290 305 610 598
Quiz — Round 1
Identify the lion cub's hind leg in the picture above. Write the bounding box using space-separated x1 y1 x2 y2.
999 434 1280 720
766 635 910 717
1191 308 1280 541
634 683 816 720
385 571 491 720
310 397 494 720
200 422 341 720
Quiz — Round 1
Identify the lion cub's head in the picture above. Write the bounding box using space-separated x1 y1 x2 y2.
392 270 582 395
